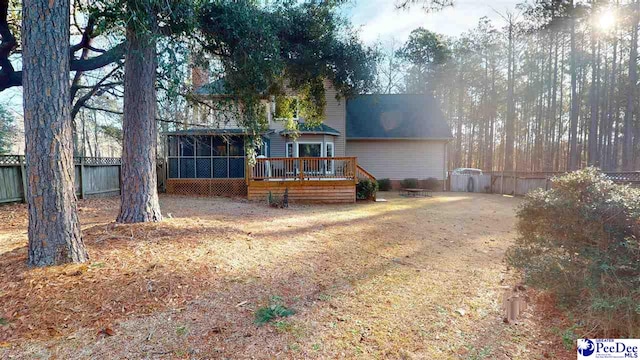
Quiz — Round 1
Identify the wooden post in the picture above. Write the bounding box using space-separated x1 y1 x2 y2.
80 156 85 199
299 158 304 182
19 155 27 203
354 158 358 185
245 157 250 185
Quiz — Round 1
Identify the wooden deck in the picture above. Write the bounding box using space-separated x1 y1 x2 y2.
247 157 359 203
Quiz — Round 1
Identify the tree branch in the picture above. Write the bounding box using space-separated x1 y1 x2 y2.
71 65 123 119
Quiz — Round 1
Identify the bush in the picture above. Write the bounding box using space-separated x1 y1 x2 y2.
255 296 295 325
357 179 378 200
400 178 418 189
420 177 440 191
506 168 640 337
378 178 392 191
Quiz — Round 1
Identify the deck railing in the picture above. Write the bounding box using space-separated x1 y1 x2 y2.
356 164 376 182
248 157 357 182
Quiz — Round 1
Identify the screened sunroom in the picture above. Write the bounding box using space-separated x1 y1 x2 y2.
165 131 269 180
162 130 269 197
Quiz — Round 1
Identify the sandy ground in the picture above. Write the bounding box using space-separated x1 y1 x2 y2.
0 193 571 359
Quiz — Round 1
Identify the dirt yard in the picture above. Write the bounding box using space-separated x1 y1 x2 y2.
0 193 571 359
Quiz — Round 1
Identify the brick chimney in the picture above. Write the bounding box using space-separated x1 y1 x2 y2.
191 60 209 90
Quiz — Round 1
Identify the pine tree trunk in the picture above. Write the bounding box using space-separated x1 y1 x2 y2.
455 66 464 168
568 1 580 171
117 23 162 223
22 0 88 266
504 19 516 172
622 0 639 170
588 34 599 166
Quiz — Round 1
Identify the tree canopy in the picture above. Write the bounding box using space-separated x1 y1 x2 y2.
197 0 377 132
397 28 450 93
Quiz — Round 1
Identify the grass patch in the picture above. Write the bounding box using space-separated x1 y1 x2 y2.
176 325 188 337
0 318 8 326
255 295 295 325
255 304 295 325
273 320 292 333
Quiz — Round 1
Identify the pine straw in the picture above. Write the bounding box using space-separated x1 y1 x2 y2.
0 200 237 342
0 194 572 358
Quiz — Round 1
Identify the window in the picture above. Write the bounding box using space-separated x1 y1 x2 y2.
325 142 334 173
286 142 294 158
298 143 322 157
256 137 269 157
167 135 246 179
326 143 334 157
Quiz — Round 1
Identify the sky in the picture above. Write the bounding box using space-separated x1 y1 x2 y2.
1 0 524 122
344 0 522 46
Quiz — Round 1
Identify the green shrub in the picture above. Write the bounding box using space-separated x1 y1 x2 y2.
357 179 378 200
378 178 392 191
400 178 418 189
420 177 440 191
506 168 640 337
255 296 296 325
255 304 295 325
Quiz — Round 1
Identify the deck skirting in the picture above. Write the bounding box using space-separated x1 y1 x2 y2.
166 179 247 197
248 180 356 203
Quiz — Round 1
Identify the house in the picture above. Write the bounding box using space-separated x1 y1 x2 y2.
162 80 451 202
345 94 452 189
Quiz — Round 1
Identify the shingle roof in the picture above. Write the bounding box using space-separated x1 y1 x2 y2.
346 94 452 140
279 122 341 136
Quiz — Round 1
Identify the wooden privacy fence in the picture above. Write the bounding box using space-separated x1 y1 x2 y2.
449 174 493 193
0 155 122 204
449 171 640 196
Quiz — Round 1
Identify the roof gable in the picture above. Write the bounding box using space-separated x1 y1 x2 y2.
346 94 452 140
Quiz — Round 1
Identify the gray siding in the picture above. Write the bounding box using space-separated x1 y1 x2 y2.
322 80 346 157
346 140 448 180
269 134 338 157
267 80 346 157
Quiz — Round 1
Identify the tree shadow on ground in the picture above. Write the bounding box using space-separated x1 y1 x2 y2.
0 193 525 359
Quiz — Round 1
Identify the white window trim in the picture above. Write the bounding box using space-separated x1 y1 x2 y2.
285 141 335 158
286 142 295 157
325 142 335 174
325 142 334 157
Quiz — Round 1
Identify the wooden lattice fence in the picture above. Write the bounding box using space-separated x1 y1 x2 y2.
165 179 247 197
